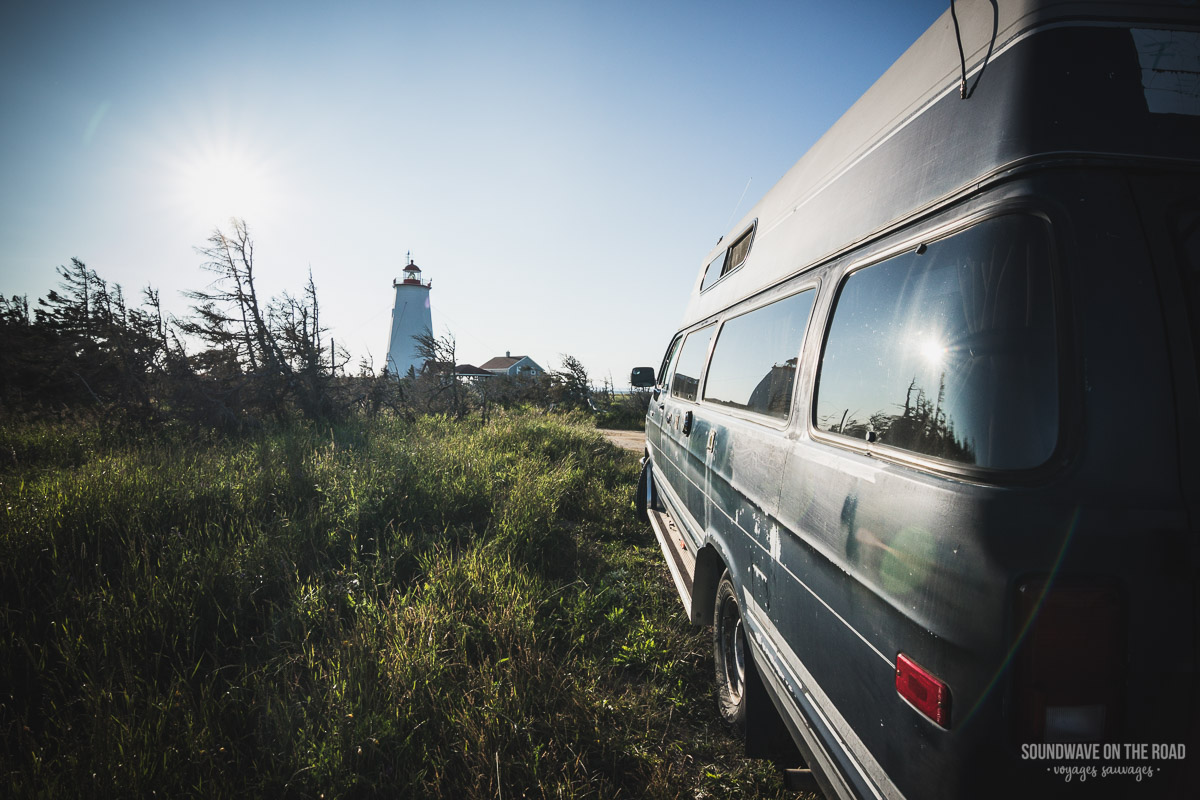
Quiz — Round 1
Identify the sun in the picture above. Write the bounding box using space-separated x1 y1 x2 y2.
918 335 946 365
166 135 278 229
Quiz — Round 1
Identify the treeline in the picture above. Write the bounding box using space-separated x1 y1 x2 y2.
1 220 345 430
401 338 651 431
0 219 650 431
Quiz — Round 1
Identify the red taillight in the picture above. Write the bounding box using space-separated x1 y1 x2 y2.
896 653 951 727
1014 581 1124 742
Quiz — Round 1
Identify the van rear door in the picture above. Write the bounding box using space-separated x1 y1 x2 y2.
1130 171 1200 529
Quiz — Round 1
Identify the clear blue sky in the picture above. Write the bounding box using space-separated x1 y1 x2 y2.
1 0 946 385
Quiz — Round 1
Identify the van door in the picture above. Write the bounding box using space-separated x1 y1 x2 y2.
660 324 716 539
1129 171 1200 527
645 335 681 471
702 288 817 612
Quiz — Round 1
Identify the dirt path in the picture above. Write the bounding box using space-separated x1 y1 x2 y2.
599 429 646 453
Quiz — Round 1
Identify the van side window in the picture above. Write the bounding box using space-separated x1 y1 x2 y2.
704 289 816 419
701 251 727 292
814 215 1058 470
658 336 682 389
724 224 755 275
670 324 716 402
699 224 756 293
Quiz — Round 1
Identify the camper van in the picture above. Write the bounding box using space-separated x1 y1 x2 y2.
632 1 1199 797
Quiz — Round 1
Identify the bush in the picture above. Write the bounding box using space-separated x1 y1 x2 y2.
595 389 652 431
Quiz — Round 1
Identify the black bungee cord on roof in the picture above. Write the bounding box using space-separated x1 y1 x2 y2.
950 0 999 99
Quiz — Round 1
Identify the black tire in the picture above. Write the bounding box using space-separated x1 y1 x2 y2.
713 571 747 732
635 458 652 516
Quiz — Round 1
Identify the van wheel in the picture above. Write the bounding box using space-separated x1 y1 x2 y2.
714 571 746 731
635 460 650 516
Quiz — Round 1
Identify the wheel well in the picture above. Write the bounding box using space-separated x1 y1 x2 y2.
690 545 726 626
695 546 804 769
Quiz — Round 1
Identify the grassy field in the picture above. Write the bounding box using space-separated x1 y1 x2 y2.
0 410 793 798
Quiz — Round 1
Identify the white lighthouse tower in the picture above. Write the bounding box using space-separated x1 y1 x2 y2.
385 252 433 377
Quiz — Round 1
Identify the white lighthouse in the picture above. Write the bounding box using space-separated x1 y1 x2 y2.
385 252 433 377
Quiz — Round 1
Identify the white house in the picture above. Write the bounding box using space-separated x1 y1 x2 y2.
479 352 544 377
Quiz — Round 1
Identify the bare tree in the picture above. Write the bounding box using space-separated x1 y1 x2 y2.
410 328 467 418
3 222 355 428
181 219 289 377
270 270 352 418
550 354 592 411
175 219 345 424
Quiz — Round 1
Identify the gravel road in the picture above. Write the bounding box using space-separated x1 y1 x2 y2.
599 429 646 453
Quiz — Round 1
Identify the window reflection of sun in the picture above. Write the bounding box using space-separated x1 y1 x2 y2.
919 336 946 366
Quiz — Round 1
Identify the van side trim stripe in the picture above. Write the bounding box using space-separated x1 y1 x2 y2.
709 496 892 668
746 595 903 800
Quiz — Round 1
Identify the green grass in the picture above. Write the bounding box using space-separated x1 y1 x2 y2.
0 410 792 798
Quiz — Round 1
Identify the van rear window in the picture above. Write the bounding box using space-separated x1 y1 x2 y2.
814 216 1059 470
704 289 815 419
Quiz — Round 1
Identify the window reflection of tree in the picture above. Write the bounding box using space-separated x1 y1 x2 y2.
864 375 974 462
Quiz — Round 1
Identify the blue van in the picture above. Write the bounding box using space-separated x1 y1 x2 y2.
633 1 1199 797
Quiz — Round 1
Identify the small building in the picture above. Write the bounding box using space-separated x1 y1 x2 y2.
479 352 544 377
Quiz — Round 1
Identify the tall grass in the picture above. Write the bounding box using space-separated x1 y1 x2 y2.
0 410 790 798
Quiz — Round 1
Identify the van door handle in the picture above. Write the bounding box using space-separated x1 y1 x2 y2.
682 410 693 436
706 430 716 453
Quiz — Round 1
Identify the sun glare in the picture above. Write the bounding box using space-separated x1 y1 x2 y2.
165 136 279 228
919 336 946 365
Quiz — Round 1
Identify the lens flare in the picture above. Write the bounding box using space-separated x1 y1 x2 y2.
160 125 282 230
178 146 269 223
919 337 946 365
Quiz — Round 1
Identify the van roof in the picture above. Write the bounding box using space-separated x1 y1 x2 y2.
680 0 1200 328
